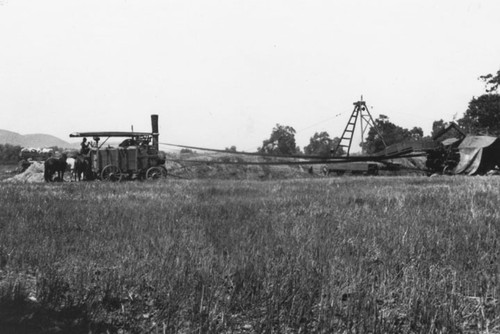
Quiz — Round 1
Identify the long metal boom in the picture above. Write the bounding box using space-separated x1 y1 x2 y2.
70 131 156 138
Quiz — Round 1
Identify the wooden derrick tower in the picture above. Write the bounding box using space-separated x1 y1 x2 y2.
332 96 386 157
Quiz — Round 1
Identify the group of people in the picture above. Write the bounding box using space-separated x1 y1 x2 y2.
80 136 151 155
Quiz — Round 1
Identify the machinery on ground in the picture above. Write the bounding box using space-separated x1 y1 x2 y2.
69 115 166 181
322 161 381 176
161 98 430 178
323 97 428 176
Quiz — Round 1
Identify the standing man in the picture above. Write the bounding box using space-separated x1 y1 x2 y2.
80 137 90 155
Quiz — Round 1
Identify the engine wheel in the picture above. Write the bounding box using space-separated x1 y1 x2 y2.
101 165 123 182
146 166 167 180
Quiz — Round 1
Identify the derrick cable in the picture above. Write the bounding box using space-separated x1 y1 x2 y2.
162 110 348 155
160 142 329 160
295 111 348 133
160 141 427 161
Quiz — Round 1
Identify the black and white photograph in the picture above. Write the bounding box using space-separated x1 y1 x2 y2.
1 0 500 332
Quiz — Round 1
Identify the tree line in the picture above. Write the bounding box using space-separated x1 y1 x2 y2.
256 68 500 156
2 69 499 161
0 145 68 164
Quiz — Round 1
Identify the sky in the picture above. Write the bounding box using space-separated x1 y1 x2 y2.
1 0 500 152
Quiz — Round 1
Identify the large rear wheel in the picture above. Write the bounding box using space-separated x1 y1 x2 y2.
146 166 167 180
101 165 123 182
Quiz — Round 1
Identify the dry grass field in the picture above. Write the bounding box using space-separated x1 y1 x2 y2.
0 176 499 333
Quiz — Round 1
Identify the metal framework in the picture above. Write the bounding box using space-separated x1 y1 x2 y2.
68 115 166 181
332 97 386 157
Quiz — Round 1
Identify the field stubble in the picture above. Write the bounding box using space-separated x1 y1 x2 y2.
0 176 499 333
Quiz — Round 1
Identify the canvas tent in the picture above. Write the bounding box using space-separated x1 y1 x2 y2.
454 136 500 175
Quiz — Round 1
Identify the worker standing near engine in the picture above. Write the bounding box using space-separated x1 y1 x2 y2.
80 137 90 155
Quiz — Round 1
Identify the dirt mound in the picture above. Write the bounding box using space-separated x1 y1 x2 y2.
3 162 45 183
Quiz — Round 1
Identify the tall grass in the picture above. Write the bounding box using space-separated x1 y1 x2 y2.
0 176 499 333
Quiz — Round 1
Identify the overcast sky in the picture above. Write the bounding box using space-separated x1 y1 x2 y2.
1 0 499 152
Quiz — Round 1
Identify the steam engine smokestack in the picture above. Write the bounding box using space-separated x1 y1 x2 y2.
151 114 159 151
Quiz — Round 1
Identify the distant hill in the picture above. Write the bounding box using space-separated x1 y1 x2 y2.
0 129 77 148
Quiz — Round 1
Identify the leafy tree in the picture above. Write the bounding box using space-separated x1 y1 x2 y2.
259 124 297 155
408 126 423 140
431 119 449 139
457 94 500 135
362 118 423 154
225 146 237 152
303 132 343 157
180 148 195 154
0 144 22 164
480 69 500 93
453 68 500 136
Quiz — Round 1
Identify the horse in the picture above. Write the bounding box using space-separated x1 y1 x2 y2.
74 154 92 181
44 154 68 182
